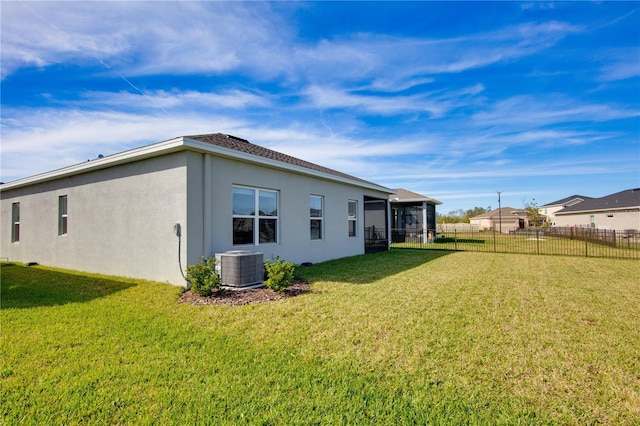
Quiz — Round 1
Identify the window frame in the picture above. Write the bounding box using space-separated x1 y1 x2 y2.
11 202 20 243
348 199 357 237
58 195 68 236
310 195 324 240
232 185 278 246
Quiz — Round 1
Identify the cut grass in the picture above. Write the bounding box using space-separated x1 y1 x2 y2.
2 251 639 424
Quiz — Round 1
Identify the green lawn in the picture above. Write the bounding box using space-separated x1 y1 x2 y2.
2 251 639 424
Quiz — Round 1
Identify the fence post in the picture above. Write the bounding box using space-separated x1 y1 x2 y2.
454 229 458 251
613 230 616 248
585 229 589 257
493 227 496 252
536 229 540 255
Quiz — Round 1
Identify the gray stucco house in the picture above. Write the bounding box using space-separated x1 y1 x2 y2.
1 133 394 286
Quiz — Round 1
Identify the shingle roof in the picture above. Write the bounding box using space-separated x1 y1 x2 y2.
389 188 442 204
556 188 640 214
470 207 527 220
186 133 387 190
541 195 593 207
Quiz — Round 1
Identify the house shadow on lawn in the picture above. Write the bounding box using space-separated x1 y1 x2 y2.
0 263 136 309
296 249 454 285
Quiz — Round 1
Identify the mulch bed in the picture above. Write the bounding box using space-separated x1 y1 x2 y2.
178 280 311 306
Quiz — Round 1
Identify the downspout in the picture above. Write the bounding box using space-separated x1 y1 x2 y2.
203 153 213 257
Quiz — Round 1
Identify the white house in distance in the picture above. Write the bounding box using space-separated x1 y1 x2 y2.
1 133 394 286
538 195 593 226
552 188 640 231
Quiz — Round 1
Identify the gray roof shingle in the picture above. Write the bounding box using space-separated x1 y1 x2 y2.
556 188 640 214
186 133 386 189
541 195 593 207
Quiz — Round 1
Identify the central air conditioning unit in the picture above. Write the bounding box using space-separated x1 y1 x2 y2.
215 251 264 288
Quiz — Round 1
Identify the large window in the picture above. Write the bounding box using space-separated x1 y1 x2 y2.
310 195 323 240
348 200 357 237
58 195 68 236
233 186 278 245
11 202 20 243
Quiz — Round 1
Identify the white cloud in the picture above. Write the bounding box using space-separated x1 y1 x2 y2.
472 95 639 127
2 2 582 87
597 49 640 81
76 89 272 111
1 2 294 79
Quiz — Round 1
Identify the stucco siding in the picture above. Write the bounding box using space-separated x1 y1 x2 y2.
196 155 385 265
1 152 189 285
554 210 640 230
1 145 392 287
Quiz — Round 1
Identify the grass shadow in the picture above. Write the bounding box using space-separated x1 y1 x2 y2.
0 263 136 309
295 248 454 284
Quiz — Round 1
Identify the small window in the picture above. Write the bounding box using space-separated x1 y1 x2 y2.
310 195 323 240
58 195 68 236
233 186 278 245
348 200 357 237
11 202 20 243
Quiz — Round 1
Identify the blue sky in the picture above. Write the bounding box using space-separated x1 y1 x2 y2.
1 1 639 213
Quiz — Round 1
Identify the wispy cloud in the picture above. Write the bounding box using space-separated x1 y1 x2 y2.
472 95 639 127
1 2 293 79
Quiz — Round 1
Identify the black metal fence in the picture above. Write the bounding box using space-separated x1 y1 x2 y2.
391 227 640 260
365 226 388 253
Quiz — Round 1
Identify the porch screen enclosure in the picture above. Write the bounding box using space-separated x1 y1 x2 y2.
364 197 389 253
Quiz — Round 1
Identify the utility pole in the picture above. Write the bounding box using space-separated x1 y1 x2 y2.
497 191 502 234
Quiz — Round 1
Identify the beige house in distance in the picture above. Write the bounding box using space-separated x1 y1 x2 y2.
469 207 528 233
553 188 640 231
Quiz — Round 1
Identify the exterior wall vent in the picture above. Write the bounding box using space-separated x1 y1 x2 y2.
215 251 264 288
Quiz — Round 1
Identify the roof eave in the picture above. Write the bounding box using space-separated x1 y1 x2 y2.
390 197 442 205
1 135 395 195
182 137 394 194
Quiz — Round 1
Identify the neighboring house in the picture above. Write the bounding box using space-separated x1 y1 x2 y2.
538 195 592 226
390 188 441 243
469 207 528 233
553 188 640 231
0 133 394 286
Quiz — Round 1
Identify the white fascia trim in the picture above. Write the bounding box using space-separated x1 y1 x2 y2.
390 197 443 205
1 135 394 195
0 137 185 191
182 137 394 194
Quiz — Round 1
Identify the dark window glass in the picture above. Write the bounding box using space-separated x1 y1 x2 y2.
259 219 277 243
233 218 254 245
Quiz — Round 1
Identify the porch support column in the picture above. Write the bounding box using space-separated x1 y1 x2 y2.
422 202 428 240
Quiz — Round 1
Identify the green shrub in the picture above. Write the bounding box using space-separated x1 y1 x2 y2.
264 258 295 292
186 257 220 296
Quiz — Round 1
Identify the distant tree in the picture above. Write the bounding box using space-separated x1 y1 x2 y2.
437 206 492 224
524 199 545 227
465 206 491 219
